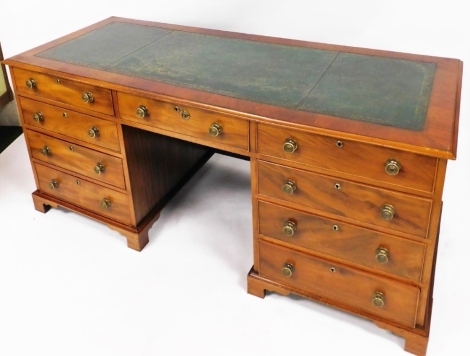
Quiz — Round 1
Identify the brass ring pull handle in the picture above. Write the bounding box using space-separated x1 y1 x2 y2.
375 247 390 264
283 220 297 236
282 180 297 194
25 78 36 89
49 179 59 190
82 92 94 103
94 163 105 174
180 109 190 120
385 159 402 175
100 198 112 210
283 138 298 153
136 105 149 118
380 204 395 220
88 127 100 138
372 291 385 307
282 262 295 277
40 146 51 156
208 123 223 137
33 112 44 122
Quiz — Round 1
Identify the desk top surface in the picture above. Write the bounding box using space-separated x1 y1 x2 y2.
5 17 462 158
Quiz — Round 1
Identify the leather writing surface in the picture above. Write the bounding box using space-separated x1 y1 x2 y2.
299 53 435 130
37 22 435 131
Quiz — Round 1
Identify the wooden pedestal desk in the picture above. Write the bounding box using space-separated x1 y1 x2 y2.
3 17 462 355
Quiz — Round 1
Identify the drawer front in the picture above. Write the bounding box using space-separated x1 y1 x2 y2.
257 123 437 193
13 68 114 115
258 160 432 237
117 92 249 151
20 96 120 152
35 163 131 225
259 240 419 327
258 201 426 281
27 130 126 189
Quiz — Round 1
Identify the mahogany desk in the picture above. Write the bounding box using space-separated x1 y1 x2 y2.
3 17 462 356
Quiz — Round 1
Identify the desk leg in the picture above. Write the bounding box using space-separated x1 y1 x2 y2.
106 211 161 252
247 267 291 298
30 190 158 252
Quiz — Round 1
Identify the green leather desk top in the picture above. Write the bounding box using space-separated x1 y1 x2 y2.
36 22 436 131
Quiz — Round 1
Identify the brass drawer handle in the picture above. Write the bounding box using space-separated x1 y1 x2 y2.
372 291 385 307
208 122 223 137
33 112 44 122
136 105 149 118
385 159 402 175
25 78 36 89
282 180 296 194
283 138 298 153
375 247 390 264
40 145 51 156
88 126 100 138
100 198 112 210
380 204 395 220
180 109 190 120
82 92 94 103
94 163 105 174
282 262 295 277
48 179 59 190
283 220 297 236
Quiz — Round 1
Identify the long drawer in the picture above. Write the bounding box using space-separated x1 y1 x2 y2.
117 92 249 151
20 96 120 152
13 67 114 116
258 200 426 282
34 163 132 225
257 122 437 193
27 130 126 189
259 240 420 327
257 160 432 238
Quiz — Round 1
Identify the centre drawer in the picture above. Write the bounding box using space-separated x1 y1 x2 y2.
117 92 249 151
257 123 437 193
258 201 426 282
257 160 432 238
26 130 126 189
19 96 120 152
259 240 420 327
13 67 114 116
34 163 132 225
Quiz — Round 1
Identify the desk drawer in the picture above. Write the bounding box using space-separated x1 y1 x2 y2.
117 92 249 151
258 201 425 282
34 163 131 225
257 123 437 193
20 96 120 152
27 130 126 190
257 160 432 238
259 240 419 327
13 68 114 116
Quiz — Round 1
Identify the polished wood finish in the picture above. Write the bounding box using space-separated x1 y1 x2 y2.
20 96 121 152
118 92 249 151
13 67 114 116
257 122 438 193
31 190 156 251
26 129 126 189
35 163 132 224
3 17 462 356
257 160 432 237
258 201 426 282
258 240 420 327
121 125 211 224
